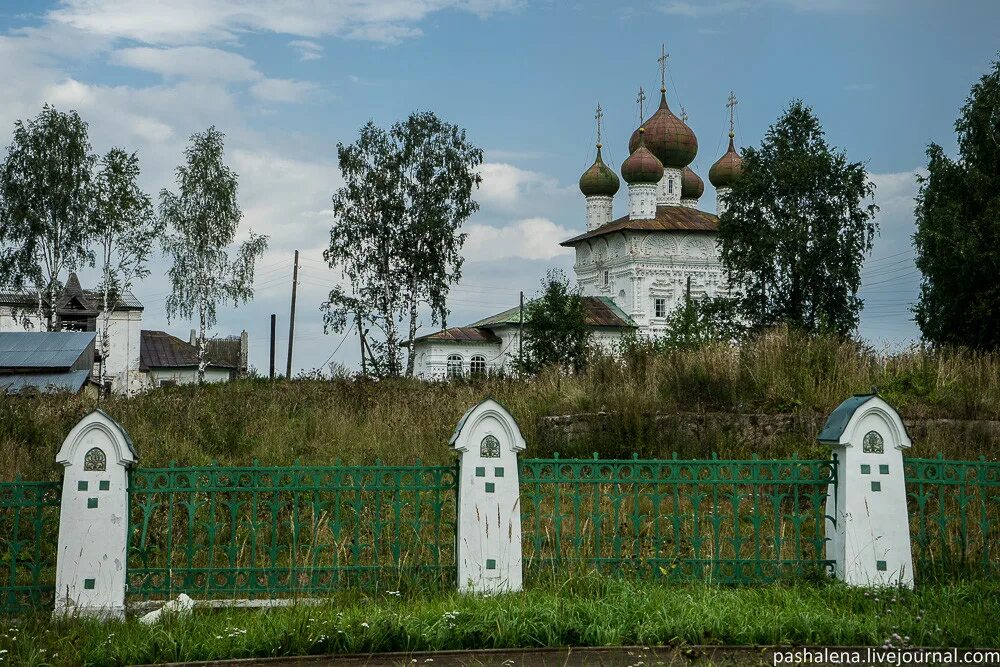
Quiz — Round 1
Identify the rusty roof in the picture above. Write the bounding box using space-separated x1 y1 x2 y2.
561 205 718 246
469 296 636 329
412 327 501 345
139 330 235 370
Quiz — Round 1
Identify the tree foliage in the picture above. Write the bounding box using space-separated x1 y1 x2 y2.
160 127 268 383
93 148 161 393
718 100 878 336
914 58 1000 350
517 269 591 375
0 105 96 329
323 112 482 378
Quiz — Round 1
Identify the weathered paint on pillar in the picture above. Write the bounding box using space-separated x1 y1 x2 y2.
819 394 914 588
450 398 525 593
54 409 137 618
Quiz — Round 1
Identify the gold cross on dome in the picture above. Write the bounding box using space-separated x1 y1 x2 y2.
658 44 670 90
595 103 603 146
727 91 738 136
636 86 646 122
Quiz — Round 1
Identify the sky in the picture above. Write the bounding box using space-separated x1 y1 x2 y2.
0 0 997 374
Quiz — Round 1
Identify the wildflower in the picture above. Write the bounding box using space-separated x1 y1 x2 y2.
361 622 370 628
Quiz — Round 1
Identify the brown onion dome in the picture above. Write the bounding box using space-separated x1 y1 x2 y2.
709 134 743 188
629 87 698 169
681 166 704 200
579 144 621 197
620 129 664 184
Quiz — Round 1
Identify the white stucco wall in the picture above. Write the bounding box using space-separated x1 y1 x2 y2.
144 366 232 387
411 341 504 380
585 195 614 231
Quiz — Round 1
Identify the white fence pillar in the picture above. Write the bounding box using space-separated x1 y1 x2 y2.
53 409 137 618
450 399 525 594
819 394 914 588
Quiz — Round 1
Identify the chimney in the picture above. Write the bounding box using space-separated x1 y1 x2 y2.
189 329 197 346
240 330 249 376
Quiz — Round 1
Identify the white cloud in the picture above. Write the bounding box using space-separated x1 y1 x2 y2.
464 218 574 262
477 162 568 210
288 39 323 61
112 46 259 81
249 78 320 103
48 0 521 45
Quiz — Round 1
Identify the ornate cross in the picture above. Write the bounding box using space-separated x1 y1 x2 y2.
658 44 670 90
636 86 646 123
595 103 603 146
680 106 688 124
727 91 738 136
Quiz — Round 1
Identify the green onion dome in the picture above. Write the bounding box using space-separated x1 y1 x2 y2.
629 87 698 169
709 134 743 188
579 144 621 197
681 166 704 200
621 129 664 184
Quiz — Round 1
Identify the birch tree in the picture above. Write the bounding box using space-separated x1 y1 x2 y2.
160 127 268 383
93 148 161 393
0 105 95 329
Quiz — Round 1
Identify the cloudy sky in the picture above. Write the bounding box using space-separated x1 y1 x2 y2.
1 1 997 373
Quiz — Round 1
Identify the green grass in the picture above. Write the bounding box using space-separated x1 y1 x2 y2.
3 577 997 666
2 329 999 481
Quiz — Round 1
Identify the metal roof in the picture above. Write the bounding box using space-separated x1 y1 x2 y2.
412 327 501 345
469 296 637 329
817 393 876 444
560 205 719 246
140 330 235 370
0 369 91 395
0 272 143 311
0 332 96 369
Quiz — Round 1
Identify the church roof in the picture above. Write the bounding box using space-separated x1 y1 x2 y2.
561 205 719 246
469 296 637 329
0 272 143 311
411 327 501 345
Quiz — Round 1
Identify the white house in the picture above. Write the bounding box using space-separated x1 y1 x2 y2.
138 330 239 387
410 297 636 380
0 273 143 394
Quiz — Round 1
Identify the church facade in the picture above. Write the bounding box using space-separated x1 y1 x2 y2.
410 57 744 379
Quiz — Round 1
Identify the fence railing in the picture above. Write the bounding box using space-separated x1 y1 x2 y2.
904 456 1000 577
520 455 836 583
126 462 458 600
0 479 61 615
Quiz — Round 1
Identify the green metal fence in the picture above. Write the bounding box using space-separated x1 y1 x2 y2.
0 479 61 615
520 455 836 583
126 462 459 600
904 456 1000 577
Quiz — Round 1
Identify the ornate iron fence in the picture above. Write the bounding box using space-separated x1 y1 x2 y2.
519 454 836 584
904 456 1000 577
0 479 61 615
126 462 459 600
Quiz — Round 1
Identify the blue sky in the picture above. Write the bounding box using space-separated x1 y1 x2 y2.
1 1 997 373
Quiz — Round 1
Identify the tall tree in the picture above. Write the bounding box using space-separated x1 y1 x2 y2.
517 269 591 375
718 101 878 335
323 112 482 378
0 105 96 330
93 148 161 394
914 58 1000 350
160 127 268 384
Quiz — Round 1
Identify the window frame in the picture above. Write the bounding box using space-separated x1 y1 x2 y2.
446 353 464 379
470 355 487 377
654 297 667 319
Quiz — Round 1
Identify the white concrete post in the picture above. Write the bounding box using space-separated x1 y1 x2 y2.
450 399 525 594
820 394 914 588
54 409 137 618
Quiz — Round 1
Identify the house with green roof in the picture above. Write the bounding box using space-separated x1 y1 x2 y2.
409 296 636 380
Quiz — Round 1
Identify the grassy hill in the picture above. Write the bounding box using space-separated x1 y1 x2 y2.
2 329 998 481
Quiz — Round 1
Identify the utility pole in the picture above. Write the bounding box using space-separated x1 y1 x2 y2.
269 314 276 379
518 290 524 367
356 312 367 377
285 250 299 378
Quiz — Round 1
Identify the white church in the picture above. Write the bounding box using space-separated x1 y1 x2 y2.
411 59 744 380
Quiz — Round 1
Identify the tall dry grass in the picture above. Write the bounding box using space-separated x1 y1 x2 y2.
1 328 999 481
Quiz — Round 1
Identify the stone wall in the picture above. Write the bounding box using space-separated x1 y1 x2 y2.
535 411 1000 460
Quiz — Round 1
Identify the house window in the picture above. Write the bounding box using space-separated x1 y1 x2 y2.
654 298 667 318
158 379 178 388
446 354 463 379
470 355 487 377
668 179 674 194
603 270 609 287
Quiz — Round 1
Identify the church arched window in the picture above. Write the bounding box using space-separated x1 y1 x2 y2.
668 179 674 194
603 270 609 287
470 356 487 377
446 354 463 379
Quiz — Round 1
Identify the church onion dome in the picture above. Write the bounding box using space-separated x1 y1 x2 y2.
629 88 698 169
579 145 620 197
620 129 664 184
709 134 743 188
681 166 704 200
